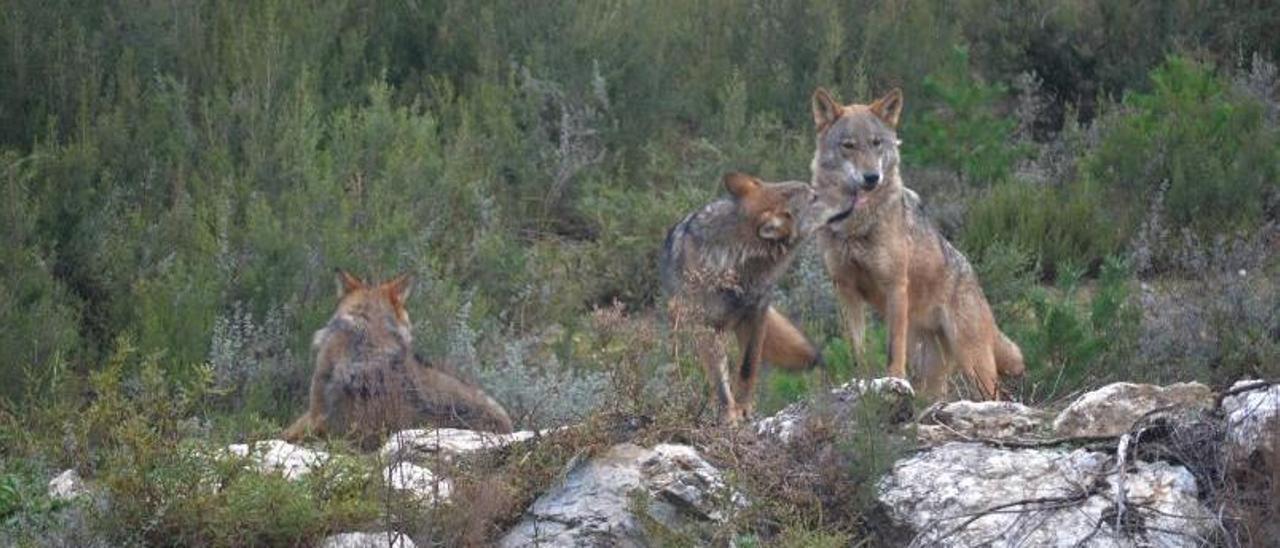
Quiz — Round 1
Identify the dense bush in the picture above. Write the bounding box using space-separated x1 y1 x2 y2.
1013 258 1141 403
906 47 1032 186
1 0 1274 407
962 178 1123 278
1 338 385 546
1084 56 1280 237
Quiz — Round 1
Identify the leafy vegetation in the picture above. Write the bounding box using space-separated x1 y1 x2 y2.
0 0 1276 545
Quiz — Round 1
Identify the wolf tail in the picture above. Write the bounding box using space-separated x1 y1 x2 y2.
757 307 822 371
994 331 1025 377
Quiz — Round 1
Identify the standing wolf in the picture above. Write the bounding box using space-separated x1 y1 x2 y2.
810 87 1024 399
283 271 513 447
662 172 835 424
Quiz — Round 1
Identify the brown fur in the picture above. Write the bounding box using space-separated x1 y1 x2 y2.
283 271 513 448
810 88 1025 399
661 172 838 424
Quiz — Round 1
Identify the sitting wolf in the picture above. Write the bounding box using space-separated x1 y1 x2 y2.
810 87 1025 399
661 172 839 424
284 271 513 447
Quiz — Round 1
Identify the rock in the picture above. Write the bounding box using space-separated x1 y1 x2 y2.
1222 380 1280 463
499 443 741 547
380 428 545 462
382 461 451 503
318 532 417 548
47 469 87 502
877 442 1212 547
756 377 915 442
1053 382 1214 438
917 401 1050 445
227 439 330 481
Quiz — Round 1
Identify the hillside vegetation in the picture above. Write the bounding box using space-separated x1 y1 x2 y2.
1 1 1277 545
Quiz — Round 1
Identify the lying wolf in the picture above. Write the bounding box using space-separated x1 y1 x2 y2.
284 271 513 447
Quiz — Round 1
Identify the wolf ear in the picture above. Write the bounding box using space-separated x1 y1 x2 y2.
385 273 414 302
870 88 904 127
723 172 761 200
335 269 365 296
811 87 842 128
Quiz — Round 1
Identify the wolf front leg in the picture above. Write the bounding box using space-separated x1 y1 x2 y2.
832 277 869 367
885 282 910 379
283 353 335 441
283 410 325 442
732 307 769 421
694 329 739 425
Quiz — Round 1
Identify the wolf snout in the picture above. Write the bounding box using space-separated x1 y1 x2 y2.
862 172 881 190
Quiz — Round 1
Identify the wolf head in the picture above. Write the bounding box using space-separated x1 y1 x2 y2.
809 87 904 221
328 270 415 347
723 172 830 245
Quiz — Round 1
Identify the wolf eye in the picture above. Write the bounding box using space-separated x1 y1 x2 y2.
840 141 856 151
872 137 884 147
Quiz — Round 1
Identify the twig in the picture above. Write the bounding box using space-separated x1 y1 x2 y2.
1214 379 1279 408
1113 431 1133 534
926 487 1101 546
909 433 1119 454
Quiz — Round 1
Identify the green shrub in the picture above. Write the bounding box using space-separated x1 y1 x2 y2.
1084 56 1279 237
906 47 1033 186
0 475 16 521
962 178 1124 279
2 337 383 547
1014 257 1140 403
0 461 70 545
972 240 1038 315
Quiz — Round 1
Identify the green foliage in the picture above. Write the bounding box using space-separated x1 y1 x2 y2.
0 0 1272 415
959 0 1280 128
962 178 1124 278
972 241 1038 315
759 323 892 416
1085 56 1279 236
1 337 382 546
0 2 1276 541
764 528 855 548
907 47 1032 185
0 475 16 521
1015 257 1140 402
838 391 910 509
0 153 83 404
0 461 68 543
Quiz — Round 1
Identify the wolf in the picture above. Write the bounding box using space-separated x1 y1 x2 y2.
283 270 513 447
661 172 836 424
810 87 1025 399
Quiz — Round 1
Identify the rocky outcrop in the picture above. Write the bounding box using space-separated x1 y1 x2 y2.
499 443 741 547
878 442 1212 547
743 377 1266 546
382 461 451 504
1052 382 1214 438
1222 380 1280 464
379 428 546 462
756 377 914 442
206 378 1278 547
227 439 331 481
917 400 1050 444
319 532 417 548
222 428 551 509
